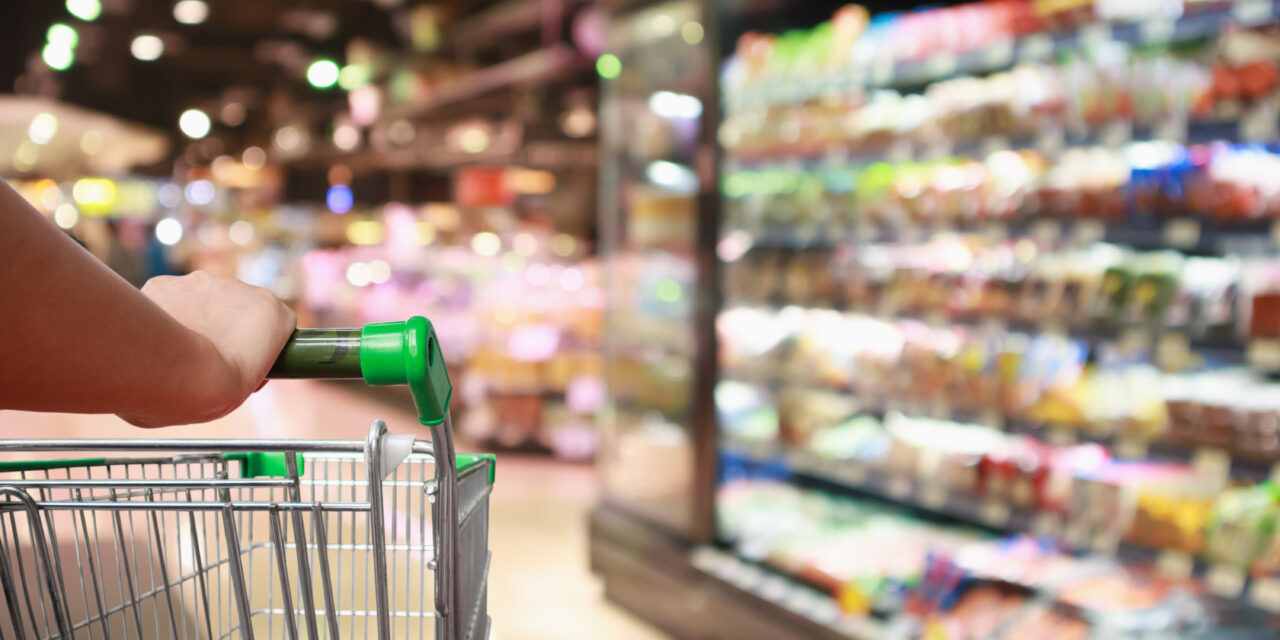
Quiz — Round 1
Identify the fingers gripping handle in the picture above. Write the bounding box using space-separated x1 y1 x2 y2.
268 328 363 378
267 318 453 425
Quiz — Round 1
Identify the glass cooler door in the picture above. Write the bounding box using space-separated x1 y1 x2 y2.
596 0 715 538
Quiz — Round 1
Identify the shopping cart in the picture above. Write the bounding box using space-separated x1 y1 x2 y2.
0 317 492 640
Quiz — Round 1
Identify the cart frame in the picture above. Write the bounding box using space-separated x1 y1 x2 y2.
0 318 491 640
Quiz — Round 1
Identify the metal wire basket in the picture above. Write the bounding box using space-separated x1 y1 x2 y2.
0 319 492 640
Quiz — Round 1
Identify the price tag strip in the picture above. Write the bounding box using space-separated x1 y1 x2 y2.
1032 512 1062 537
1248 339 1280 371
920 482 948 509
1206 564 1247 599
1156 550 1195 580
1234 0 1275 27
886 474 913 499
1163 218 1202 249
1194 448 1233 486
1072 219 1106 246
983 39 1014 69
981 500 1011 527
1114 436 1150 460
1248 576 1280 612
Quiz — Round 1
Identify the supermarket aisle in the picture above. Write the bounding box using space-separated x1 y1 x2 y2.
0 381 665 640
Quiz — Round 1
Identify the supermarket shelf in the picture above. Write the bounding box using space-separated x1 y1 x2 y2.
721 438 1280 611
730 215 1280 257
725 0 1280 108
723 437 1043 535
690 547 882 640
721 299 1253 368
590 504 860 640
387 45 588 120
726 118 1247 170
720 371 1280 481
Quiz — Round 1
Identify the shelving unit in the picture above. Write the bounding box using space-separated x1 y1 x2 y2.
591 0 1280 638
710 0 1280 637
725 0 1280 109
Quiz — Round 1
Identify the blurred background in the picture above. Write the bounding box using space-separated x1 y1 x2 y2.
6 0 1280 637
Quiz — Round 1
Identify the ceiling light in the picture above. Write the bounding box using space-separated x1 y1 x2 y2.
241 146 266 169
307 60 340 89
220 102 246 126
157 183 182 207
682 21 705 44
333 124 360 151
652 15 675 37
338 64 370 90
184 179 215 205
47 24 79 49
12 143 38 172
131 35 164 61
560 267 584 291
326 185 353 214
54 204 78 229
274 125 303 151
178 109 211 139
646 160 698 192
551 233 577 257
79 130 103 155
228 220 254 246
513 232 538 256
42 43 74 71
66 0 101 22
28 113 58 145
387 119 415 146
649 91 702 119
470 232 501 256
210 155 236 182
559 108 596 138
346 220 383 245
368 259 391 284
458 127 489 154
155 218 184 246
596 54 621 79
173 0 209 25
345 262 370 287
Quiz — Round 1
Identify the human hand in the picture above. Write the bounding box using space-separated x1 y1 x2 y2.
120 271 296 427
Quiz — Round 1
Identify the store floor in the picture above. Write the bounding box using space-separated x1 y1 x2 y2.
0 380 667 640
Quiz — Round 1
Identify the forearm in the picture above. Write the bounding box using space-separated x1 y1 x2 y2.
0 182 236 421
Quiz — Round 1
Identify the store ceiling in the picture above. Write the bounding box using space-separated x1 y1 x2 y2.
0 95 169 177
1 0 588 173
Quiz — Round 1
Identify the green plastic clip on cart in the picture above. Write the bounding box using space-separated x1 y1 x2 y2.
0 317 493 640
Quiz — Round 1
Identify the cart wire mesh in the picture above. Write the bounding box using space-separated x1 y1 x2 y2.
0 419 492 640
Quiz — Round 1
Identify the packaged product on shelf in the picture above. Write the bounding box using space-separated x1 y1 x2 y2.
918 582 1031 640
1235 389 1280 457
1204 481 1280 569
1013 334 1089 423
1247 260 1280 339
884 412 1007 491
979 437 1110 511
945 536 1084 590
778 388 860 447
720 480 990 615
1169 256 1241 342
1052 558 1246 638
994 603 1090 640
809 413 890 463
1128 484 1216 553
716 380 781 445
1067 461 1215 551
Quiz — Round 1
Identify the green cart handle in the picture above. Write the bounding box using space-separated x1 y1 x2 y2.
267 318 453 426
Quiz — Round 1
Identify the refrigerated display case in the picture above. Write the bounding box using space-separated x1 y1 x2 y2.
596 0 1280 638
594 0 719 540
